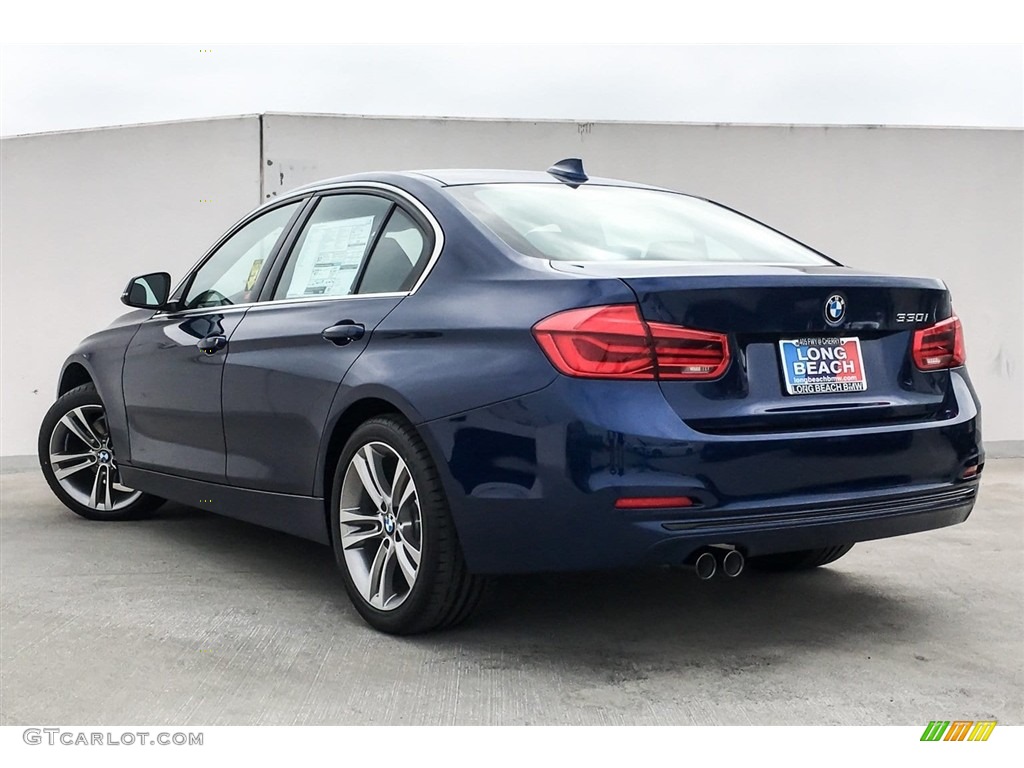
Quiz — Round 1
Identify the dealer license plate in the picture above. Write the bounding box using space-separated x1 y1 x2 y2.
778 337 867 395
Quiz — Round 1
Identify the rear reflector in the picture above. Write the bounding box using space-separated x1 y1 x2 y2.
912 315 966 370
614 496 695 510
532 304 730 380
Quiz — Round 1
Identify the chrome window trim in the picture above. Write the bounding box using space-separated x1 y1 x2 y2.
149 304 253 320
148 291 412 322
246 291 410 312
155 182 444 319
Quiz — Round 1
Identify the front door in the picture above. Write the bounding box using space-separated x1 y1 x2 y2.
122 200 303 481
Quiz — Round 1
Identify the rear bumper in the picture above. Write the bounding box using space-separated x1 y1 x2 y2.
646 483 977 564
421 371 983 574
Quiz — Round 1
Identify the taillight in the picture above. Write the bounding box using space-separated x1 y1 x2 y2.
532 304 730 380
648 320 732 380
912 315 966 370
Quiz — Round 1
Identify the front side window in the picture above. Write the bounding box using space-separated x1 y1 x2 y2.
273 195 392 300
184 201 302 309
447 183 832 266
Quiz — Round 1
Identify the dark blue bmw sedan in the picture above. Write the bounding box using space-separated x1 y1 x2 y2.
38 159 983 633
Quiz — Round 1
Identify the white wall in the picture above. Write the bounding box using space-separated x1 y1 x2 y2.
1 116 261 457
2 114 1021 457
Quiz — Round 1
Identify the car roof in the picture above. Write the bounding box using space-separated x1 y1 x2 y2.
286 168 671 194
409 169 664 188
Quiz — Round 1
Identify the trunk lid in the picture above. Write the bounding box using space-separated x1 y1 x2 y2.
553 262 956 433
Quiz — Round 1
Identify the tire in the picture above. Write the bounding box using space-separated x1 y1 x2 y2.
330 415 485 634
38 383 164 521
748 544 855 572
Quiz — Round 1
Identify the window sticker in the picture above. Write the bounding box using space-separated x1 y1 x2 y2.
245 258 264 291
288 216 374 297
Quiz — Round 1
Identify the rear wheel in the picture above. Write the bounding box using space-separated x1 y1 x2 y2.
330 415 485 634
38 383 164 520
748 544 854 572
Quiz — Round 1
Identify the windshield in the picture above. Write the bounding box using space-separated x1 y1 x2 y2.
448 183 833 266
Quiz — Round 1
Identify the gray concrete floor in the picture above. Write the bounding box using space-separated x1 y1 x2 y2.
1 461 1021 725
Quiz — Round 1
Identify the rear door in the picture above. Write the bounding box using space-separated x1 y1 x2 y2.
122 200 304 481
222 189 436 495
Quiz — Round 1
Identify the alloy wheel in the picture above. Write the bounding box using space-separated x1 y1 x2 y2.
47 404 141 512
339 441 423 611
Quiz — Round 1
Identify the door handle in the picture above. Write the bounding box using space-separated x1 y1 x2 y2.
322 322 365 346
197 335 228 354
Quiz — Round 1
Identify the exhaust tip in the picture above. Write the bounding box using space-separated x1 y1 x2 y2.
721 549 744 578
694 551 717 580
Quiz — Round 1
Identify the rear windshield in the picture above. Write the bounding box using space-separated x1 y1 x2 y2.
448 183 832 265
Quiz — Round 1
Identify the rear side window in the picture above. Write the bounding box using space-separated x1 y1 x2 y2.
357 208 431 294
273 194 392 300
448 183 831 266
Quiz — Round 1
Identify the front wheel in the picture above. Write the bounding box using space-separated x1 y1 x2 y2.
330 415 485 634
748 544 855 572
38 383 164 521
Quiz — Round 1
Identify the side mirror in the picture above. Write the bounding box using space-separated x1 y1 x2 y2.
121 272 171 309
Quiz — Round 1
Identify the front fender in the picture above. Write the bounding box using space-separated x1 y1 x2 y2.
55 310 148 462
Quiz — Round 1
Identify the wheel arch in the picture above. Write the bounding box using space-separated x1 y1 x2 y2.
318 393 430 544
57 361 94 396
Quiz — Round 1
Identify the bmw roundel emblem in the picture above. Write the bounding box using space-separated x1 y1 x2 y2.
824 294 846 325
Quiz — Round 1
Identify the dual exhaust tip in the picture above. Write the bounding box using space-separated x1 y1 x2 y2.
684 546 744 580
